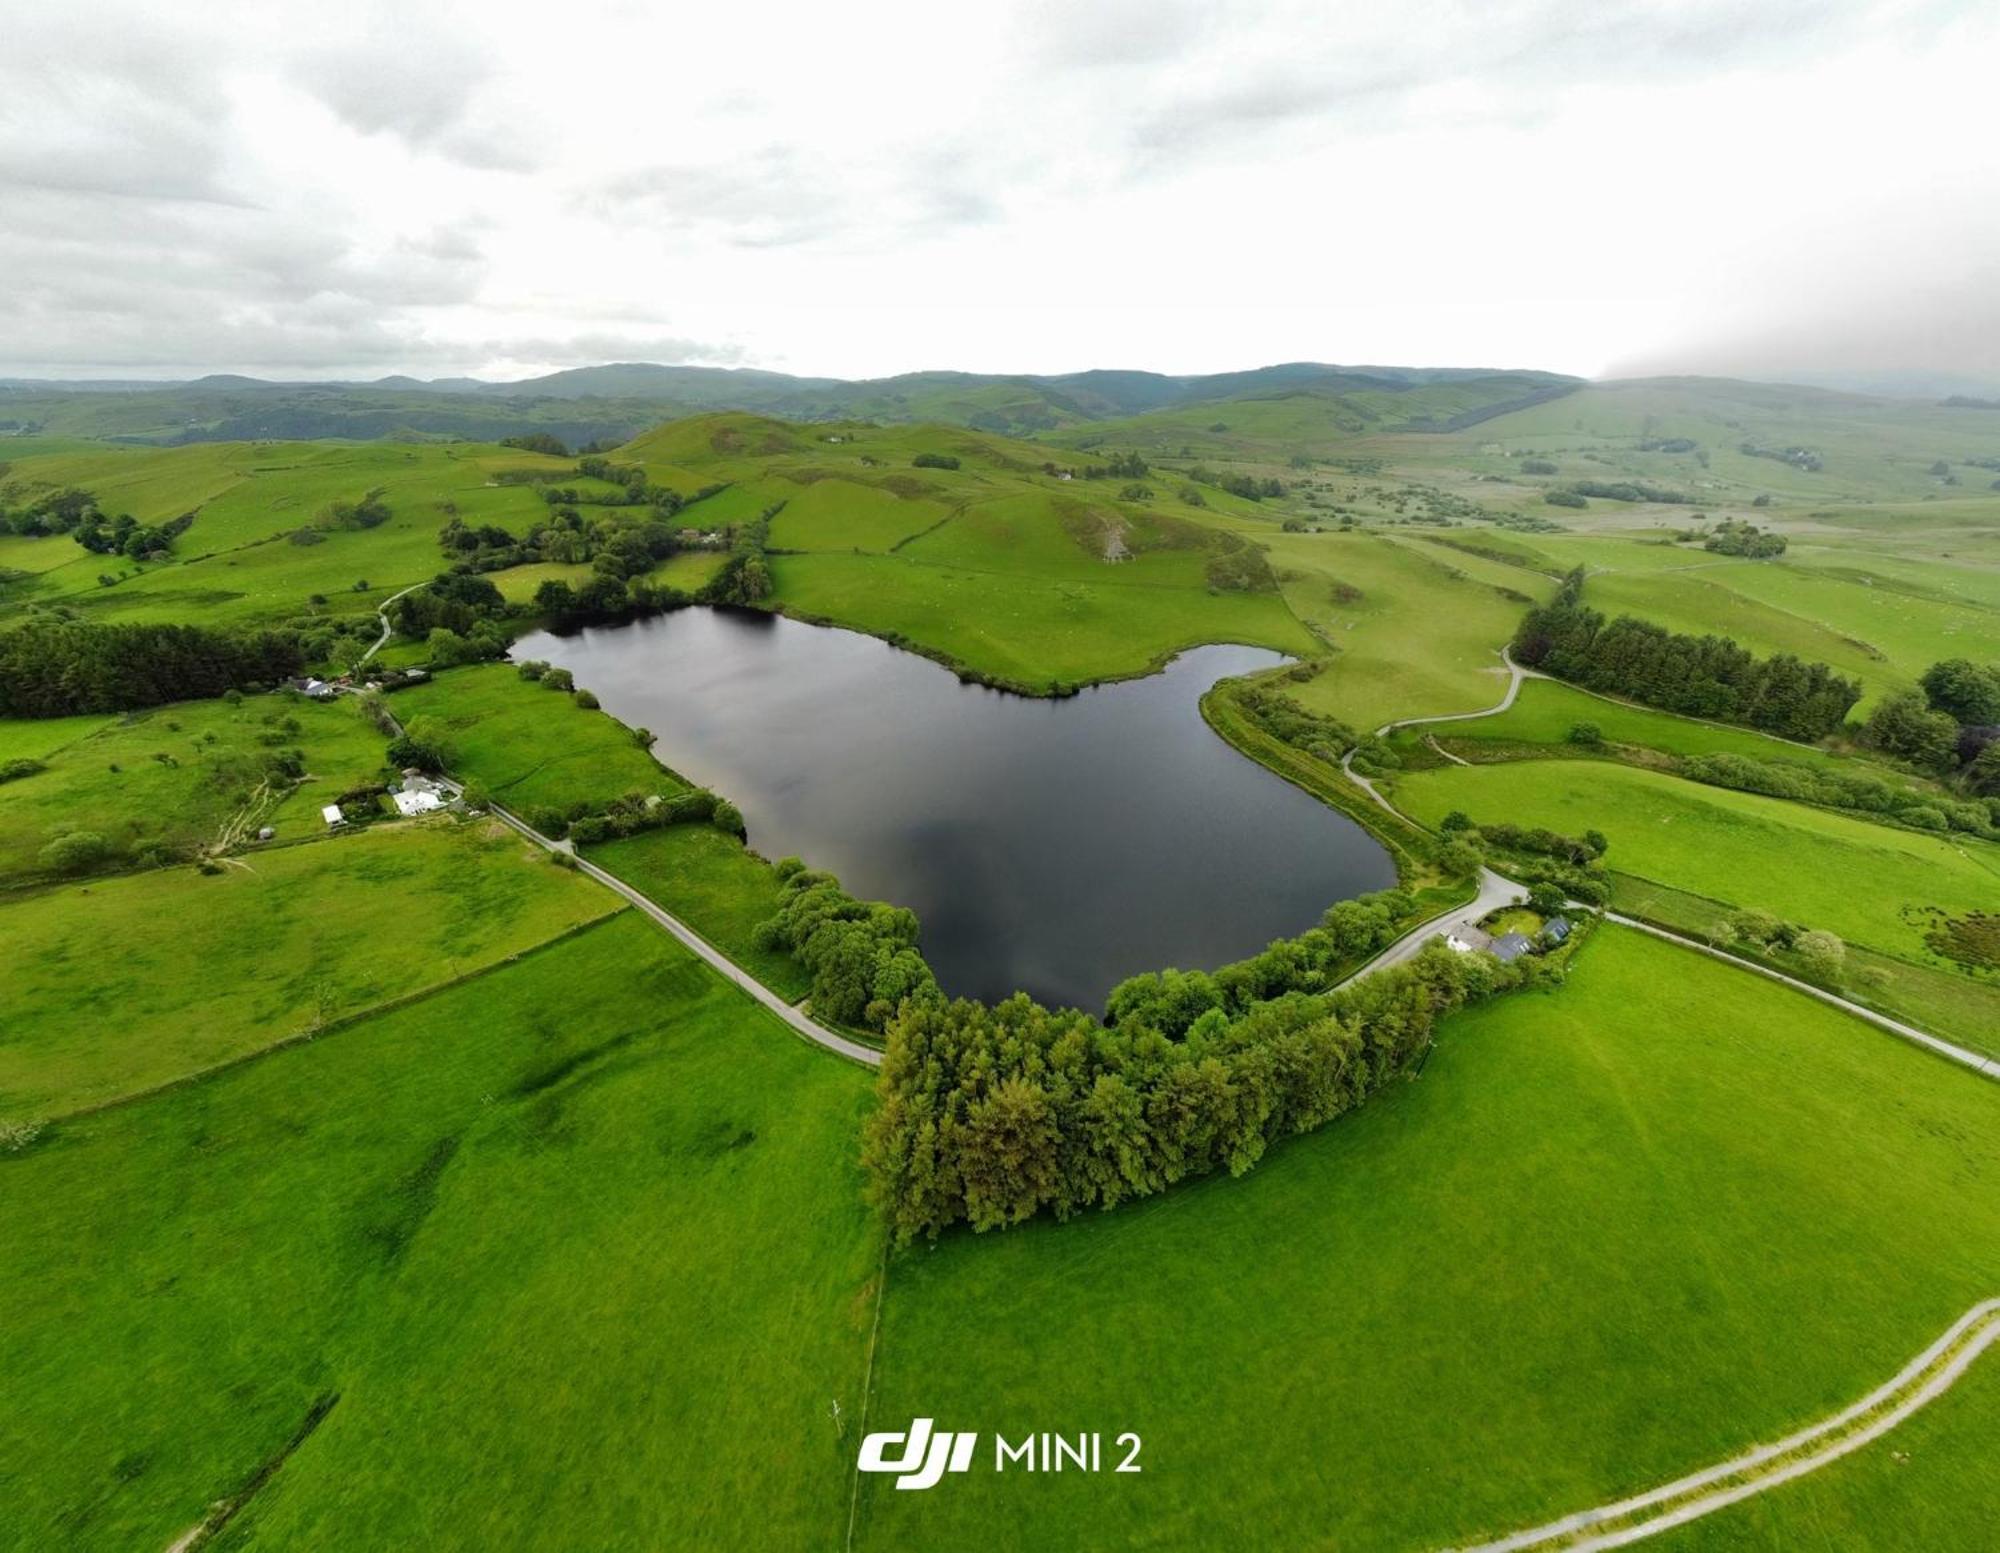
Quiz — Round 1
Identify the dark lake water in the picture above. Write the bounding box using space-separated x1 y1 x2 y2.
515 609 1396 1011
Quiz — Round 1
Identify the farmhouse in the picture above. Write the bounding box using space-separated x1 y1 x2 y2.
294 677 338 701
392 772 448 817
1443 926 1492 954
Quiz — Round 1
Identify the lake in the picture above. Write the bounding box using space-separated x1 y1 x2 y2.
515 609 1397 1011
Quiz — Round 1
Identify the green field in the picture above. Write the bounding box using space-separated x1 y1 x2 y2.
1441 675 1883 775
0 912 878 1551
854 927 2000 1550
1390 759 2000 970
1270 531 1545 728
0 692 389 880
0 820 614 1121
1609 874 2000 1057
390 663 686 813
588 825 811 1001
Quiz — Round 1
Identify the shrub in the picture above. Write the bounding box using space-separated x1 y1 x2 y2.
40 830 112 875
1544 489 1588 509
516 659 549 681
543 668 575 693
574 689 600 710
1794 929 1846 976
1566 721 1604 746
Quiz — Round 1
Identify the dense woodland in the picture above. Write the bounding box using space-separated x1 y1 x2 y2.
1512 568 1862 739
0 617 305 716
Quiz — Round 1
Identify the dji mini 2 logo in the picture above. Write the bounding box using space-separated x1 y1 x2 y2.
856 1417 978 1490
858 1419 1143 1490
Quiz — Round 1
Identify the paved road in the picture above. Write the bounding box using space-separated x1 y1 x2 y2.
1606 913 1998 1082
359 584 420 666
445 782 885 1068
1338 649 1998 1083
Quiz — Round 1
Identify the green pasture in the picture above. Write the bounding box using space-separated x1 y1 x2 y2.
1271 532 1541 729
588 825 810 1002
390 663 686 814
0 912 877 1551
0 819 613 1122
0 692 388 881
855 927 2000 1551
1390 759 2000 970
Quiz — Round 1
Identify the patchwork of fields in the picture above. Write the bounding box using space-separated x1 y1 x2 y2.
4 380 1997 1549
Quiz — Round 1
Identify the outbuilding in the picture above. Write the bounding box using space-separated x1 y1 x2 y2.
320 804 345 827
1490 932 1534 963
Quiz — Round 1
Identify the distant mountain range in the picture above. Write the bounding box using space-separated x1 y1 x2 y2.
0 361 1591 447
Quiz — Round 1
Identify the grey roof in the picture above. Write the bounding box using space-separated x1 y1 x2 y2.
1490 932 1535 962
1543 916 1573 941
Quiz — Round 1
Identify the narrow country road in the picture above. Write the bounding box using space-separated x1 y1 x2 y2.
359 584 420 665
1338 648 1998 1082
464 786 884 1068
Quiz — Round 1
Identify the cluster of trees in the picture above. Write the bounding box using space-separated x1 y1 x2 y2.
1676 750 1996 837
1544 488 1588 509
862 943 1546 1242
1513 569 1861 739
1566 479 1694 504
1518 457 1560 475
755 860 939 1030
912 452 961 471
705 502 781 606
526 785 743 847
75 509 194 560
0 616 305 716
1232 678 1359 767
1699 518 1786 557
1725 909 1846 977
391 571 508 636
1739 442 1823 472
1106 888 1419 1036
1438 810 1610 903
1863 658 2000 793
0 485 196 561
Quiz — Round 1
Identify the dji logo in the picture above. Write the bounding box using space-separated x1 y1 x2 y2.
858 1418 1143 1490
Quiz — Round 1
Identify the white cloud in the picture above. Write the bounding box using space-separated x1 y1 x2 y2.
1 0 1993 381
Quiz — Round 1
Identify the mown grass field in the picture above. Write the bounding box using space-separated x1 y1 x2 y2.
0 693 388 881
588 825 811 1001
0 911 878 1552
390 663 686 813
1389 759 2000 970
0 820 614 1121
855 927 2000 1552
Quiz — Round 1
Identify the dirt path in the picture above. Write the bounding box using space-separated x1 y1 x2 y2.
1451 1299 2000 1551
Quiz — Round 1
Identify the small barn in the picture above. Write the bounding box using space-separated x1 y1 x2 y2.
321 804 345 827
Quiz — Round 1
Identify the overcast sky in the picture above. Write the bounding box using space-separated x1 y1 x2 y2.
2 0 1994 384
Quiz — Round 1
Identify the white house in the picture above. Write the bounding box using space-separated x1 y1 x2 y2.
392 788 445 817
321 804 345 827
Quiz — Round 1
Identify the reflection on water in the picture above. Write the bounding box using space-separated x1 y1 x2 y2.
515 608 1397 1011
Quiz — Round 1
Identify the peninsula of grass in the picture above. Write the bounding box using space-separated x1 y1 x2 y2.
0 820 615 1122
390 662 687 814
853 927 2000 1552
1389 759 2000 972
0 912 878 1552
